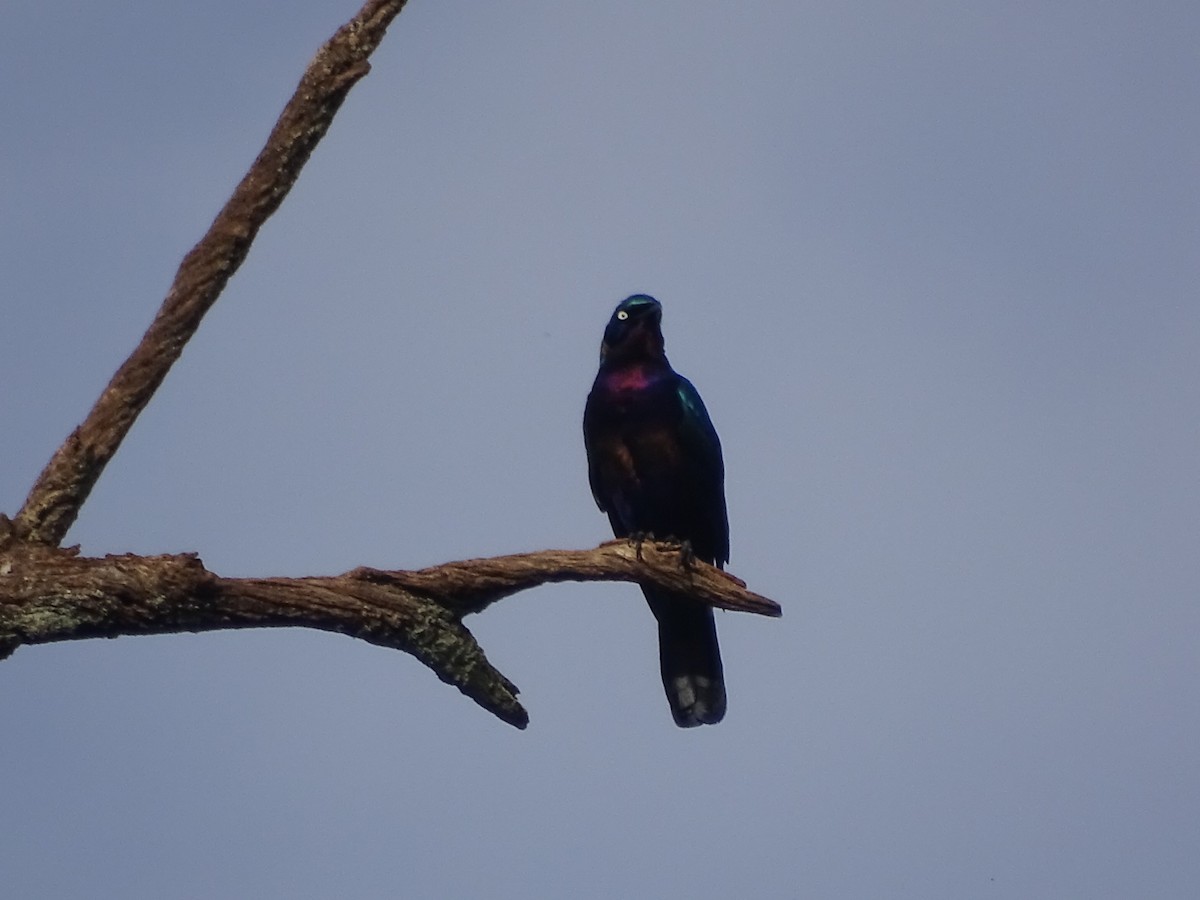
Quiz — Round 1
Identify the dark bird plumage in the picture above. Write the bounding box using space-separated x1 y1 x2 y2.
583 294 729 726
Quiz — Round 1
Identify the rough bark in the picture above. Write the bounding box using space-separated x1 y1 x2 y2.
0 518 779 728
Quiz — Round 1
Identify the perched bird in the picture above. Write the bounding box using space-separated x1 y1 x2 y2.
583 294 729 726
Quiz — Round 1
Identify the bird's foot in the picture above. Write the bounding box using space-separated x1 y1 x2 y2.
628 532 649 562
677 539 696 572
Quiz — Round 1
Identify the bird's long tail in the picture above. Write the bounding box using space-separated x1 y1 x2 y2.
643 587 726 727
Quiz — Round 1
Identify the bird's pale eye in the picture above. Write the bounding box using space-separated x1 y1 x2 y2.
617 310 629 320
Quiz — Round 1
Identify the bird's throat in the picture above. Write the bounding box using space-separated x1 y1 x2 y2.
599 362 669 393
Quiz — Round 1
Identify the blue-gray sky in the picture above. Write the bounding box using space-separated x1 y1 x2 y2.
3 2 1198 897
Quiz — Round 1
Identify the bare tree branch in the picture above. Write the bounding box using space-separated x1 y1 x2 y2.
2 2 784 729
13 0 410 546
0 519 780 729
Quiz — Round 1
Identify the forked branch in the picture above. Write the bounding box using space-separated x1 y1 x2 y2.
2 0 782 728
0 522 780 729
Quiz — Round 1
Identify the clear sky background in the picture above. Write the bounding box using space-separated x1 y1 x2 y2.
2 2 1198 897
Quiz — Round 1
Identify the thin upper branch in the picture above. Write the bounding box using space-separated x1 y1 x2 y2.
13 0 410 546
0 526 780 729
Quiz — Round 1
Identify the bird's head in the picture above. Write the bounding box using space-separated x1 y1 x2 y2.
599 294 665 364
